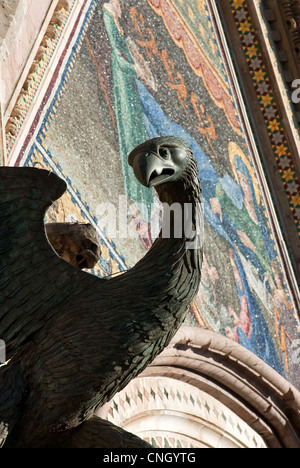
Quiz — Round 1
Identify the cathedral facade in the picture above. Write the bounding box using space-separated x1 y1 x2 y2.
1 0 300 447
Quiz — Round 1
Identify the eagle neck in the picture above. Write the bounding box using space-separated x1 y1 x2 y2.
131 156 203 314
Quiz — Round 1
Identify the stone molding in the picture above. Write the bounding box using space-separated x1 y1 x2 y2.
99 326 300 448
1 0 76 164
146 326 300 448
264 0 300 84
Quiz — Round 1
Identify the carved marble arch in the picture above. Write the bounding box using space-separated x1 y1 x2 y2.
97 326 300 448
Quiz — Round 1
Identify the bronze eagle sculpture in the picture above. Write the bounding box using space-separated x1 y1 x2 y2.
0 136 203 448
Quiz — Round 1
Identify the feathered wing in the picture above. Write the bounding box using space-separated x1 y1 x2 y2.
0 167 98 357
0 361 28 447
61 416 152 448
0 167 173 443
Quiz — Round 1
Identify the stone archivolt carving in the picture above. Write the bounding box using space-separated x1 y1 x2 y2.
99 375 267 448
99 326 300 448
281 0 300 52
4 0 74 156
263 0 300 104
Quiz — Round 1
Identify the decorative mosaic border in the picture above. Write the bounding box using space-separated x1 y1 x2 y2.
229 0 300 234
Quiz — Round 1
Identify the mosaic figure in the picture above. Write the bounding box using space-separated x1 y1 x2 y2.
135 81 283 374
102 0 154 221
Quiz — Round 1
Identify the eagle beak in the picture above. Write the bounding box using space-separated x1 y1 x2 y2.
129 152 175 188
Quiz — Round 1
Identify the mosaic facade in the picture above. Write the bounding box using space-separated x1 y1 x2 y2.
5 0 300 394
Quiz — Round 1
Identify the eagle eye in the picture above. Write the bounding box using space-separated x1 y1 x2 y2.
158 147 170 160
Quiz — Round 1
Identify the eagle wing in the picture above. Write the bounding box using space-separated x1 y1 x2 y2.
0 167 99 358
64 416 152 448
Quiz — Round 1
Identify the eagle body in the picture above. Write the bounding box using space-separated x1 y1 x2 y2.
0 137 203 447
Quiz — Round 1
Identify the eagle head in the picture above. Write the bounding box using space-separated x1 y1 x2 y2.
128 136 191 188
